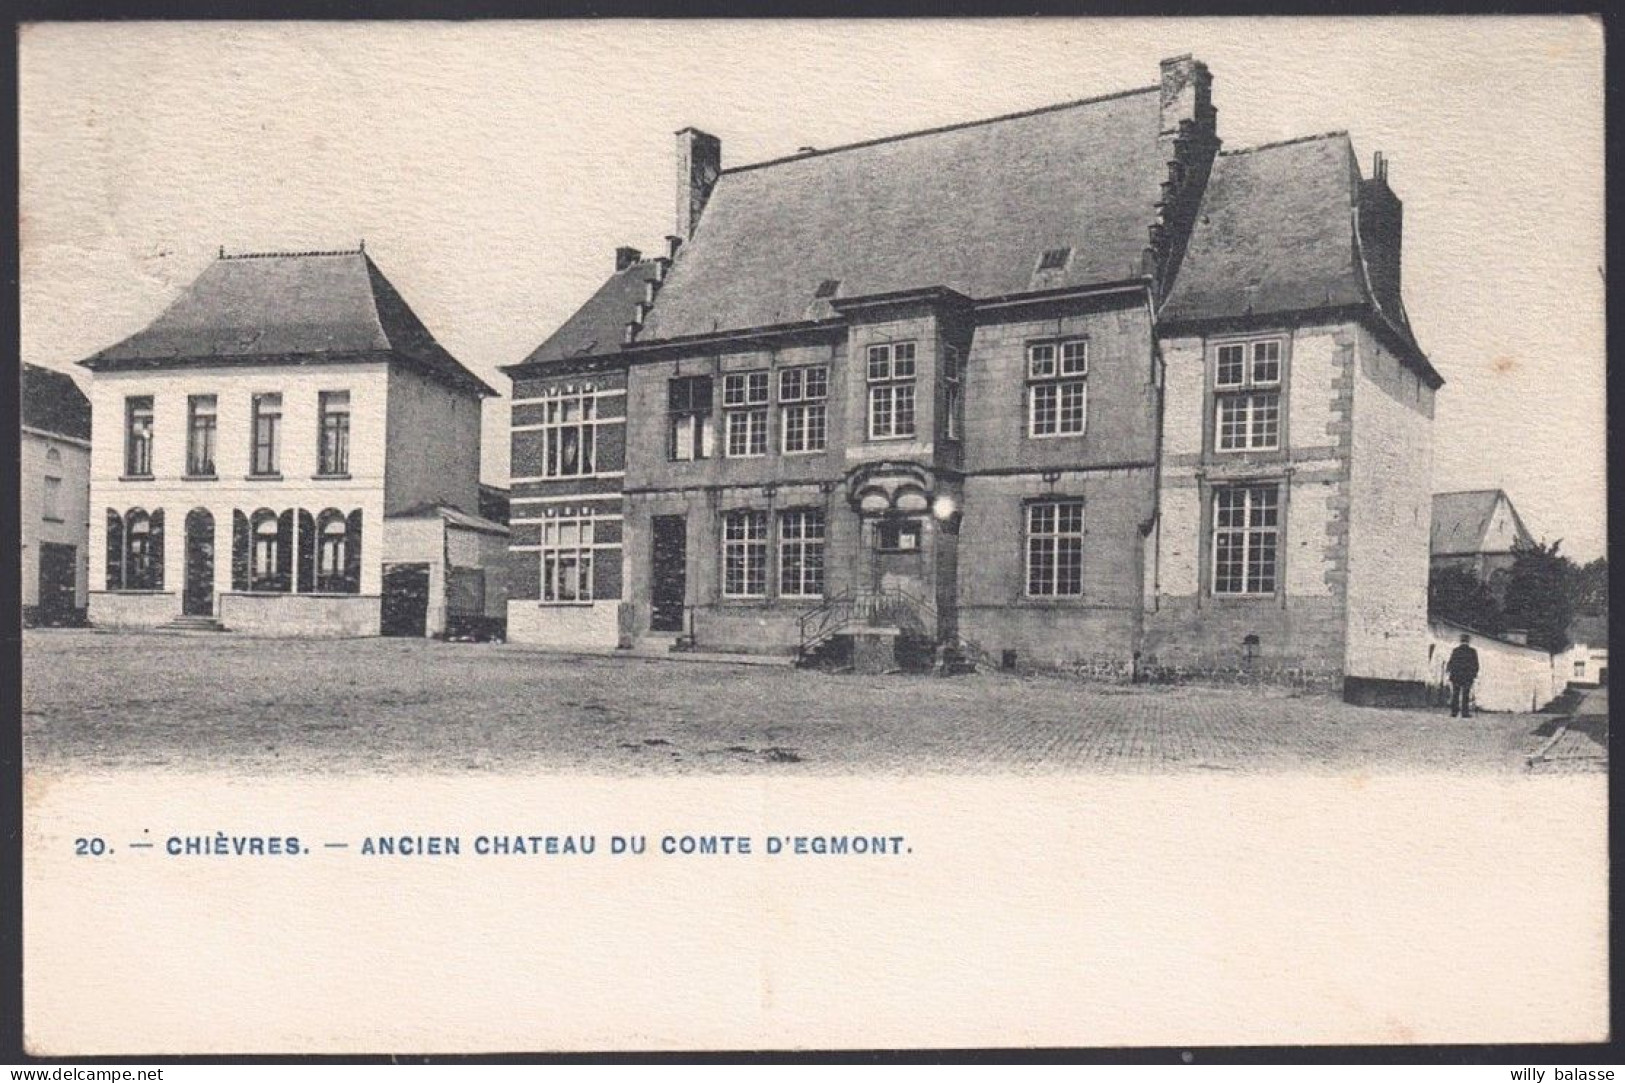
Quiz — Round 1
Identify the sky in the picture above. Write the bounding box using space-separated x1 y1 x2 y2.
18 17 1608 559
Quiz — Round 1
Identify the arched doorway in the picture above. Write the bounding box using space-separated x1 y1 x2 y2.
184 508 215 616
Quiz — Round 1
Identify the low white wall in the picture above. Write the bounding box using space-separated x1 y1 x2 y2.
1427 621 1566 712
506 601 619 650
220 593 381 637
89 591 178 628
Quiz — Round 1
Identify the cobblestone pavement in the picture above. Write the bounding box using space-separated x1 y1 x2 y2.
1527 687 1609 776
21 630 1591 776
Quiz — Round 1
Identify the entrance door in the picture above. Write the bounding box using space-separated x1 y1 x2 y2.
184 508 215 616
381 562 431 637
650 515 687 633
37 543 77 625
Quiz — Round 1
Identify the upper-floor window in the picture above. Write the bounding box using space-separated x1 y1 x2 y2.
318 391 351 476
943 345 964 441
1026 500 1084 597
1212 484 1279 596
779 508 826 598
1214 338 1282 452
125 396 154 477
187 395 217 476
668 376 714 461
534 390 597 477
723 371 769 458
251 393 282 476
42 448 62 522
1028 339 1087 437
780 365 828 454
722 509 768 598
866 341 917 440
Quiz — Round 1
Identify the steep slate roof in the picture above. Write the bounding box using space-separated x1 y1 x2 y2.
641 87 1166 341
1431 489 1533 556
80 250 495 396
1162 132 1439 385
508 258 659 369
1162 134 1366 323
21 363 92 441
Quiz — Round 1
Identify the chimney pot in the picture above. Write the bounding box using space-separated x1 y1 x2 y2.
675 128 722 240
615 246 642 272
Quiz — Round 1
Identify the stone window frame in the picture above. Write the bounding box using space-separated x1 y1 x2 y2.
667 374 715 462
1025 338 1089 439
777 506 826 599
186 394 218 478
1023 497 1086 599
42 447 63 523
1208 334 1288 456
778 365 829 455
317 390 352 477
721 508 770 599
942 344 965 442
123 395 154 479
538 514 596 605
722 370 771 459
249 392 284 478
1204 480 1285 600
866 340 918 441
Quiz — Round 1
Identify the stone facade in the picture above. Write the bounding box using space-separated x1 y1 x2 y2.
502 56 1442 692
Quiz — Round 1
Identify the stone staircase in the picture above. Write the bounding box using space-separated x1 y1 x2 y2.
156 614 229 634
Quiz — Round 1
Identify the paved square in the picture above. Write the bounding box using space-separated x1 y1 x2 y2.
21 630 1598 775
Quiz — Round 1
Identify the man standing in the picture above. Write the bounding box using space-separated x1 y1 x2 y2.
1447 634 1481 718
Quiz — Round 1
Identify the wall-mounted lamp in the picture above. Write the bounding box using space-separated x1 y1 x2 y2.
1041 469 1062 486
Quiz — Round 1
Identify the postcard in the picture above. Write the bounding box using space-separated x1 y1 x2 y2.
17 16 1608 1055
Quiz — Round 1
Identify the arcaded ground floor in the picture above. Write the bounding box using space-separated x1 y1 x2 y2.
20 629 1605 776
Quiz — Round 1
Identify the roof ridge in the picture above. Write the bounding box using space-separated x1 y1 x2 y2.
218 245 365 260
724 84 1160 176
1219 130 1349 157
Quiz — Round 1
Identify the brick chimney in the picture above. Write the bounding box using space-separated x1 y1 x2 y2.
615 246 642 272
675 127 722 240
1147 55 1220 299
1159 54 1216 139
1358 151 1405 319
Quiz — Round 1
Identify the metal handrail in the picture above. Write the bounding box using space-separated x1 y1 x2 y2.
795 587 997 671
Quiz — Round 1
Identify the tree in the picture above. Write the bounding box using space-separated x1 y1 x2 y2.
1501 539 1574 653
1428 564 1505 635
1571 556 1609 620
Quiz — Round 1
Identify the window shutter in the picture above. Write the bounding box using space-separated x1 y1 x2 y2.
297 510 316 593
276 510 295 592
149 509 165 590
232 511 250 591
345 510 363 594
105 510 124 590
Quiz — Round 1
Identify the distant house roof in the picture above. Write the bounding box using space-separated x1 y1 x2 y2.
21 363 92 441
79 248 495 396
641 87 1166 341
1161 132 1440 387
506 258 659 372
1431 489 1535 557
385 503 509 535
1569 614 1608 647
